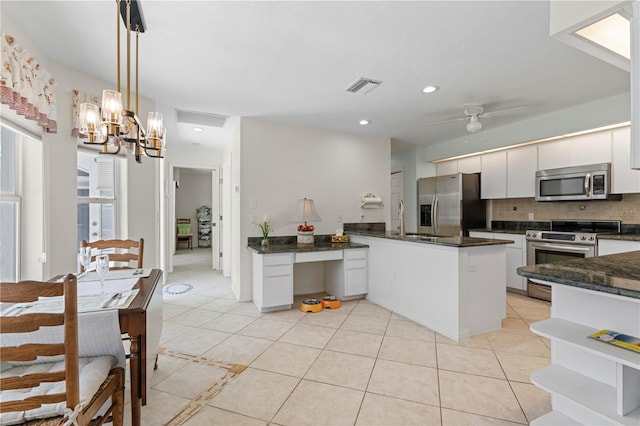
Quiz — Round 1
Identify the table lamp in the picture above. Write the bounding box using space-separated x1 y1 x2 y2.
294 198 321 246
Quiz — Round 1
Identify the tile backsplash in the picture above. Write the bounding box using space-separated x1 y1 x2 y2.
491 193 640 224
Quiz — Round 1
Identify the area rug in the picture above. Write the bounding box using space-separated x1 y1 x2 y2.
163 283 194 295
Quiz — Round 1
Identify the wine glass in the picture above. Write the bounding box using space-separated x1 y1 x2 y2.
79 247 91 273
96 254 109 294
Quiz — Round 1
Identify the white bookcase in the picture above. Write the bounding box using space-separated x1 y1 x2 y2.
529 283 640 425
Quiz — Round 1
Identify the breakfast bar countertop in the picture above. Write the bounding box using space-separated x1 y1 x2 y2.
346 230 513 247
517 250 640 299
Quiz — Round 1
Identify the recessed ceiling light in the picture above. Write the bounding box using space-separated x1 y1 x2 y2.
422 85 440 94
359 120 370 126
575 13 630 59
193 127 204 132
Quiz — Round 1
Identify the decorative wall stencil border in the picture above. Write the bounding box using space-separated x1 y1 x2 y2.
160 348 247 426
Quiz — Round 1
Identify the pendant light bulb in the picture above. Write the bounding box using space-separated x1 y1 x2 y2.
101 89 123 133
79 103 102 142
146 112 165 149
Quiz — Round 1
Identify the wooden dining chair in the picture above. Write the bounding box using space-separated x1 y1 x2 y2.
0 274 125 426
81 238 144 272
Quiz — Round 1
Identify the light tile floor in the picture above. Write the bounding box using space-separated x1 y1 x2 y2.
124 248 552 425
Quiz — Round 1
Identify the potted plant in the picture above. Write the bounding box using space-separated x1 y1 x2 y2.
257 216 272 247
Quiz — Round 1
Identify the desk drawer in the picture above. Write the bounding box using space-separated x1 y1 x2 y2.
264 264 293 277
346 259 367 269
264 253 294 266
295 250 343 263
346 249 367 260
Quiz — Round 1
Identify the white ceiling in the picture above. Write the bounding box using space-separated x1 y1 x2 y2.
3 1 630 152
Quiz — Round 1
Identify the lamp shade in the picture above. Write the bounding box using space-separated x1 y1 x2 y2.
101 90 123 126
294 198 322 223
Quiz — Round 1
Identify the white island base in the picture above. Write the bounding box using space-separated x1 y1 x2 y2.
350 236 506 341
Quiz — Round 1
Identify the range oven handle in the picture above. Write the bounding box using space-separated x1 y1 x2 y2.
526 240 596 267
527 241 594 253
584 173 592 198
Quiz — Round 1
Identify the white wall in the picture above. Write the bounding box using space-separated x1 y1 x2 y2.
391 146 417 234
230 119 242 296
3 10 160 277
175 170 213 246
235 118 391 301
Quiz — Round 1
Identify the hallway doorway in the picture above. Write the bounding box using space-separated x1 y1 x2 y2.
170 166 221 273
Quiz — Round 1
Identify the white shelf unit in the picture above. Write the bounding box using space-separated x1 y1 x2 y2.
196 206 212 248
529 285 640 425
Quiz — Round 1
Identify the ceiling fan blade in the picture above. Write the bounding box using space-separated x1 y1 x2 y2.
424 117 467 127
481 106 527 118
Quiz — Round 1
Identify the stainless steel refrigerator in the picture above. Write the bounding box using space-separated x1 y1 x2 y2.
417 173 486 236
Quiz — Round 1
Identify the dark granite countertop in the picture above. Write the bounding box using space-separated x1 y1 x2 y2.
517 251 640 299
247 241 368 255
346 231 513 248
469 228 527 235
597 234 640 242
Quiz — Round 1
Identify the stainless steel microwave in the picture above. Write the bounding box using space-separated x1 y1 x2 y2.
535 163 621 201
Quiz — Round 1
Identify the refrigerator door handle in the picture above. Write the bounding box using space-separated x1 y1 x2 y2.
432 196 438 234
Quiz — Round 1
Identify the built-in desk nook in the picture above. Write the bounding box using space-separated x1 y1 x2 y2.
247 236 369 312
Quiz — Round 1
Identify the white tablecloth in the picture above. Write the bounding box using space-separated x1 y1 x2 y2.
2 309 126 369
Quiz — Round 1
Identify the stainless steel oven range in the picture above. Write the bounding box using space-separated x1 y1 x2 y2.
525 220 621 302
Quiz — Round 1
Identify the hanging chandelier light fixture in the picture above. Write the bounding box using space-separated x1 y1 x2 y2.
78 0 164 163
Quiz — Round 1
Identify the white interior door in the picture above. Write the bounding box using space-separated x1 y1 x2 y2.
390 171 404 233
211 168 220 270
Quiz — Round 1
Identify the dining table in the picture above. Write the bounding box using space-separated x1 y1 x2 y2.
49 268 164 426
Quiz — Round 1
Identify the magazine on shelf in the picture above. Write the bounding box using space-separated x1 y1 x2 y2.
589 329 640 354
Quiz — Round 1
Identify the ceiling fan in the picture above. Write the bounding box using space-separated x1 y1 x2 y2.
425 103 526 133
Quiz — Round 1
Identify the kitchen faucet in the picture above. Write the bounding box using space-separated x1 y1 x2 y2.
399 200 406 237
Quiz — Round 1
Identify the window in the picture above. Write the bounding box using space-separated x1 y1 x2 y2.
1 124 43 281
0 126 18 281
77 151 116 249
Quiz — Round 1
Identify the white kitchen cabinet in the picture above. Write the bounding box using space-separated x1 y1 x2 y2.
457 156 482 174
252 252 294 312
502 233 527 292
538 131 612 171
325 248 368 299
570 131 612 166
598 239 640 255
538 139 572 170
436 160 458 176
480 151 507 199
436 156 481 176
611 127 640 193
507 145 538 198
469 231 526 292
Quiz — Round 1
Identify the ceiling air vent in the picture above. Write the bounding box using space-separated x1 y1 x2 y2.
345 77 382 94
176 109 228 128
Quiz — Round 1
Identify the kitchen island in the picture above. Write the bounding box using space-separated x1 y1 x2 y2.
347 231 513 341
517 251 640 425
